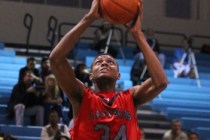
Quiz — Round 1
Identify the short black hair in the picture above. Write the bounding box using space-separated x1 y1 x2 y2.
75 63 86 70
19 70 33 84
49 108 59 115
41 57 49 63
27 57 36 63
188 131 199 137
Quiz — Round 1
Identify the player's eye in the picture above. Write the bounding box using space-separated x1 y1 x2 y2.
108 61 114 65
95 60 102 65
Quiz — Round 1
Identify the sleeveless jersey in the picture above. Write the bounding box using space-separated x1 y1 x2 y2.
70 88 142 140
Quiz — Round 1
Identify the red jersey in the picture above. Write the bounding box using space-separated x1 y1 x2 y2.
70 88 142 140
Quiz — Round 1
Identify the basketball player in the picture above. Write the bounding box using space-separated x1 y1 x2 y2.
49 0 168 139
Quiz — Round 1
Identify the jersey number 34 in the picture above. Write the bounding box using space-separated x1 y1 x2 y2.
95 124 127 140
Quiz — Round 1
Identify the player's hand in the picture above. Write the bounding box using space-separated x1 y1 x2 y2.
139 0 143 21
86 0 101 21
125 0 143 34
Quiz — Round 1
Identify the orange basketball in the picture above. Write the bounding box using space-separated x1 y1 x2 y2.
99 0 139 24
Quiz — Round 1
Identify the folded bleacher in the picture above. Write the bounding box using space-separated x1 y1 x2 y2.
0 43 41 140
0 124 41 140
151 50 210 139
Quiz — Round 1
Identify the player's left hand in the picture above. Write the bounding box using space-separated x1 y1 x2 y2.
86 0 101 21
125 0 143 34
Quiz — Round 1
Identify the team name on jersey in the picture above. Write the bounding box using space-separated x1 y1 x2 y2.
89 108 131 120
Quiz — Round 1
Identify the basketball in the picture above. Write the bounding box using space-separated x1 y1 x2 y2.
99 0 139 24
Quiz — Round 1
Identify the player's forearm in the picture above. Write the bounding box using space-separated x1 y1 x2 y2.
134 32 168 88
49 14 95 98
50 15 95 62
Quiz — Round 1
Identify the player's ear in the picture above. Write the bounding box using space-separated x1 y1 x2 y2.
117 73 120 80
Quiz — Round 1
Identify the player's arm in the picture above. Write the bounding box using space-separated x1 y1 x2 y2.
128 1 168 106
49 0 100 115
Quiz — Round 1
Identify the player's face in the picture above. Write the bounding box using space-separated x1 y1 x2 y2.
90 55 120 81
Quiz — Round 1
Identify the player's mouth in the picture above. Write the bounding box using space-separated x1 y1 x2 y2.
100 68 109 72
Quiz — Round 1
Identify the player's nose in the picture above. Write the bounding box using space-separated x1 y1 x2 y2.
101 60 108 66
